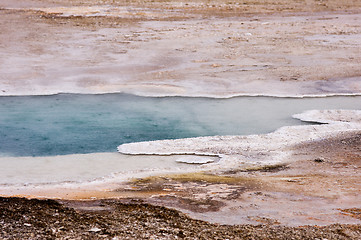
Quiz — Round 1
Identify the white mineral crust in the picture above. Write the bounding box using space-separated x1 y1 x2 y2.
118 110 361 172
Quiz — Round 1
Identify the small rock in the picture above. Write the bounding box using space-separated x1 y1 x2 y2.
89 227 102 232
24 223 31 227
314 158 324 163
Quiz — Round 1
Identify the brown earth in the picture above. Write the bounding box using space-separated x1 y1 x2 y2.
1 197 361 239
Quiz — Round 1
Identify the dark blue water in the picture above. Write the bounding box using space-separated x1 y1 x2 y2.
0 94 360 157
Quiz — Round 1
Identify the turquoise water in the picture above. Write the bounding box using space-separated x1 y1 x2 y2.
0 94 360 157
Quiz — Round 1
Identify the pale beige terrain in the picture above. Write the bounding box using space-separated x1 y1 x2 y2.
1 0 361 97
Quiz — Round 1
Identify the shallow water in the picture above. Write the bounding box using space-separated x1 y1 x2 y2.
0 153 218 185
0 94 360 157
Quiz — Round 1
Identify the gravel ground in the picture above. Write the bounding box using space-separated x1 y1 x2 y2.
1 197 361 239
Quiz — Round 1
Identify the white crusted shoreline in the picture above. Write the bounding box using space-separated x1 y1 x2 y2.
118 109 361 172
2 90 361 99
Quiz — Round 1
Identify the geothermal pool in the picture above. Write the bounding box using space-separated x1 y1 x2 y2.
1 94 360 157
0 94 360 185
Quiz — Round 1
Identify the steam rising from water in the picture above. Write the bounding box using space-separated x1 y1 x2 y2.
0 94 360 157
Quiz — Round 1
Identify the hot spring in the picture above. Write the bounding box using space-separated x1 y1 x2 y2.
0 94 360 185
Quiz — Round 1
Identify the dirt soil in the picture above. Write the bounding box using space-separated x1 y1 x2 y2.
1 197 361 239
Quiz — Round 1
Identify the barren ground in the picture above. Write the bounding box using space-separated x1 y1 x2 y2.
1 0 361 97
1 0 361 239
2 197 361 239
